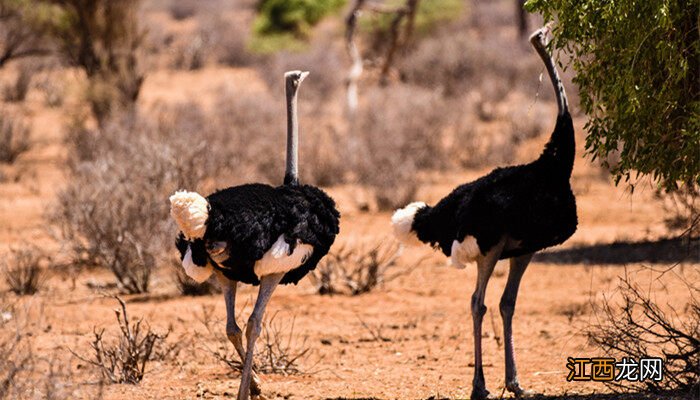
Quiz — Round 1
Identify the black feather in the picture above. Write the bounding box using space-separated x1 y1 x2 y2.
175 183 340 286
411 112 577 259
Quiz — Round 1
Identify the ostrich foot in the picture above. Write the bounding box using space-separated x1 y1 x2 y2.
470 386 491 400
506 381 535 398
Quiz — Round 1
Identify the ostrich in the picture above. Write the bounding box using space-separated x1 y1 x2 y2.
391 26 577 399
169 71 340 400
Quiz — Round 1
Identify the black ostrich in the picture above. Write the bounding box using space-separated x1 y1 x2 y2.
391 27 577 399
170 71 340 400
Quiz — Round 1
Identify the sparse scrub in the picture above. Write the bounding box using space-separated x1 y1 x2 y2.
45 0 145 124
0 320 32 398
171 30 211 70
53 111 214 294
71 296 169 384
37 75 65 108
355 84 449 209
0 1 52 68
206 15 257 67
399 32 541 101
0 111 30 164
2 245 46 296
0 304 78 399
212 85 284 184
201 309 314 375
310 240 419 295
3 64 34 102
588 270 699 395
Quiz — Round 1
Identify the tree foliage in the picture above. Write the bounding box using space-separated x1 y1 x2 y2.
255 0 345 37
525 0 699 190
0 0 55 67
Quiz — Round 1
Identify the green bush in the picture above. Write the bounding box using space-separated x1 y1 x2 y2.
361 0 463 40
254 0 345 37
525 0 699 190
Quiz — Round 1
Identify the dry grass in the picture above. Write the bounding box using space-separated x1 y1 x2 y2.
0 302 83 399
2 64 34 103
310 240 422 296
71 296 170 384
199 307 315 376
1 245 46 296
52 111 214 294
354 84 449 209
0 110 30 164
588 269 699 395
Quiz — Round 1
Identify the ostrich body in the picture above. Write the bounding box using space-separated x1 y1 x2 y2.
170 71 340 400
392 27 577 399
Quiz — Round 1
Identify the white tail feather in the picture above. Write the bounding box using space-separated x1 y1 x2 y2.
169 190 209 240
450 236 480 269
391 202 426 246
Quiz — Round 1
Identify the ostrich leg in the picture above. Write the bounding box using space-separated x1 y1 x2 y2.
470 239 505 400
220 278 263 397
500 253 534 397
237 273 284 400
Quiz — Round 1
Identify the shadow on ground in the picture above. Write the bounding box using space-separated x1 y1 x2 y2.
534 237 699 265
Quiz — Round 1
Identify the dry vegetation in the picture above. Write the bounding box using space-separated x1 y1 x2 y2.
71 297 170 385
0 0 696 398
0 110 30 164
588 268 699 396
1 245 46 295
199 306 314 376
310 240 421 295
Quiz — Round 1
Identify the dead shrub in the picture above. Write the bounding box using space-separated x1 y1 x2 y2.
0 303 79 399
37 75 65 108
52 111 213 294
0 111 30 164
399 29 543 103
310 240 421 295
3 65 34 102
588 270 699 395
200 308 315 376
72 296 169 384
0 320 32 398
206 15 257 67
1 246 46 296
171 29 211 70
50 0 145 124
354 84 449 209
211 85 284 184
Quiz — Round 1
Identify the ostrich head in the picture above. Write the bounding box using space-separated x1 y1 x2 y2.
169 190 209 240
391 202 427 246
529 23 551 48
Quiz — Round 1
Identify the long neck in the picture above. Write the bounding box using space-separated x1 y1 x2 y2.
531 29 574 179
532 35 568 116
284 78 300 185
